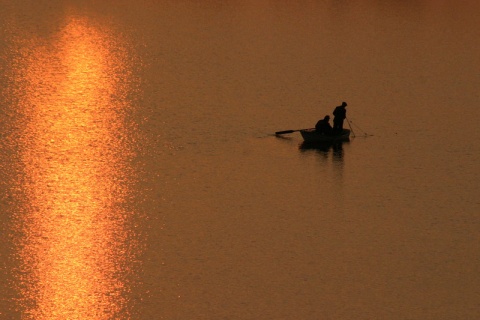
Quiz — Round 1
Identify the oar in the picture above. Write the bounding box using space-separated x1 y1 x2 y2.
275 129 299 135
275 128 310 135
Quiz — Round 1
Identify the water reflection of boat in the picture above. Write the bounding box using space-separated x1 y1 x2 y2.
299 140 347 162
300 140 348 151
300 128 350 143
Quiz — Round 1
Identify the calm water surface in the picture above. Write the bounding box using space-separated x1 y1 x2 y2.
1 1 479 319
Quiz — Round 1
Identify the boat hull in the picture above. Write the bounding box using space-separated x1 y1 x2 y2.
300 129 350 142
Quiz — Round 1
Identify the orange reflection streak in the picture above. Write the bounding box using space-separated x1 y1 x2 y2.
15 17 138 319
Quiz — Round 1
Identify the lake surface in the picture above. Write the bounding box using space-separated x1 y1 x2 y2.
1 1 479 319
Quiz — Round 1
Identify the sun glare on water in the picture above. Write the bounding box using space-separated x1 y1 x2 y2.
10 16 140 320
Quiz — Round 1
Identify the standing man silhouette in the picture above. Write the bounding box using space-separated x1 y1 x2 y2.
332 102 347 133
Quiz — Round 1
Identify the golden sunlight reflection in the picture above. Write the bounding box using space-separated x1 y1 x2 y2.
13 17 140 319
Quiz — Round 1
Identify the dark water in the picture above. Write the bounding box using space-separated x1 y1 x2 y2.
1 1 479 319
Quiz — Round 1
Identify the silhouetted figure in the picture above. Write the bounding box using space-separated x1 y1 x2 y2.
315 115 333 135
332 102 347 133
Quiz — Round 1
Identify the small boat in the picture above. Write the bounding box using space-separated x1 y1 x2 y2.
300 128 350 143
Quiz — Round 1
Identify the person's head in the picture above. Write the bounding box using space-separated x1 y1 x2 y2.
324 115 330 120
342 102 347 107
